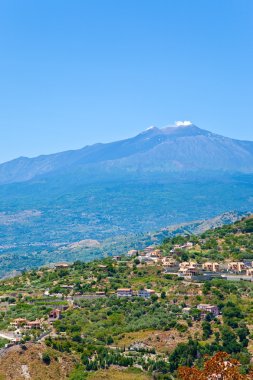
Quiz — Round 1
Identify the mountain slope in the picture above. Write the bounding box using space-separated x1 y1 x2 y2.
1 124 253 184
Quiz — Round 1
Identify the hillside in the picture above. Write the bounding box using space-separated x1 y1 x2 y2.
0 343 75 380
0 216 253 379
0 208 246 277
1 124 253 185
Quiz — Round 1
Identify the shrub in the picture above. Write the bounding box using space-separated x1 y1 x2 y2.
42 352 51 365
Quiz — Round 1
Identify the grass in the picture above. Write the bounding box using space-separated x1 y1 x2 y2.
115 330 156 348
115 323 203 354
0 343 74 380
87 367 152 380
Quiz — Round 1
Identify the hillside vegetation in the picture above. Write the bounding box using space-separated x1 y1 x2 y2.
0 343 75 380
161 214 253 262
0 216 253 379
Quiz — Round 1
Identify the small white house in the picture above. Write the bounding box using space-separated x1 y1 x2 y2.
127 250 138 257
197 304 219 317
117 288 133 297
138 289 155 298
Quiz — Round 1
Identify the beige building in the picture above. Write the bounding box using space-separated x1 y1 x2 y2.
202 262 220 272
228 262 246 273
10 318 27 328
246 268 253 276
24 320 41 330
55 262 70 269
179 261 197 269
127 249 138 257
162 257 177 267
178 266 199 278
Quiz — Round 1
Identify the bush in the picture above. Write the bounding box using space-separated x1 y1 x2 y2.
69 366 87 380
42 352 51 365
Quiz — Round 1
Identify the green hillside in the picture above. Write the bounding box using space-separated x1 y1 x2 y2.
0 216 253 379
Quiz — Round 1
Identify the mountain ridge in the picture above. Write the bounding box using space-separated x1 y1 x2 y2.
1 124 253 184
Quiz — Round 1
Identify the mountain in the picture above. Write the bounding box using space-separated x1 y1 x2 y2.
0 122 253 277
1 123 253 184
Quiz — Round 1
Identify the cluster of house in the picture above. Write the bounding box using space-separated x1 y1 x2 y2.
128 246 164 264
125 243 253 282
178 261 199 277
170 242 194 253
227 261 253 275
165 260 253 280
10 308 62 334
126 241 253 279
176 261 221 279
127 243 194 265
10 318 42 330
183 303 220 318
175 260 253 280
116 288 155 298
202 261 252 274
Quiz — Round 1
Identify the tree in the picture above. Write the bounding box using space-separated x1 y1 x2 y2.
221 326 241 354
203 281 211 295
178 352 252 379
169 339 199 372
42 351 51 365
151 294 158 302
236 325 250 347
161 291 166 299
202 320 212 340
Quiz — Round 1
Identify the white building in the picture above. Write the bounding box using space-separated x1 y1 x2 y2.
197 304 219 317
127 250 138 257
117 288 133 297
138 289 155 298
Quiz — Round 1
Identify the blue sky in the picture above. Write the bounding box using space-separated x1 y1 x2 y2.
0 0 252 163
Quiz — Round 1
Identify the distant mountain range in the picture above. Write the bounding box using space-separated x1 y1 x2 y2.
0 122 253 276
1 123 253 184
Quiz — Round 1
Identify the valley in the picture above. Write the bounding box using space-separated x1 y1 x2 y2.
0 175 252 276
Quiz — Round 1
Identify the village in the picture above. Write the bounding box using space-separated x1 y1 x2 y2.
127 242 253 282
0 240 238 347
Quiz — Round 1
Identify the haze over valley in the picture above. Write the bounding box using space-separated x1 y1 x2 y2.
0 123 253 276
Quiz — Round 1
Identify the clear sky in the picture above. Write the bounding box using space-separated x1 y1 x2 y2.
0 0 252 163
